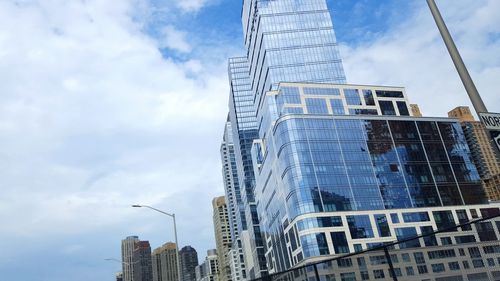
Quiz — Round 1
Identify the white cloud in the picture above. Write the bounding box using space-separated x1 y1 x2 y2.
161 25 192 53
176 0 212 12
340 0 500 117
0 0 228 278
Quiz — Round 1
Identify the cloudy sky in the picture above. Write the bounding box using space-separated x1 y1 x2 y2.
0 0 499 280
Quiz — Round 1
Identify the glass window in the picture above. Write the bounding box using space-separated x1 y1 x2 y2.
433 211 456 231
476 222 497 241
431 263 445 273
421 226 438 246
331 232 349 254
456 210 472 231
281 87 301 104
402 212 430 222
379 101 396 115
344 89 362 105
414 252 425 264
468 247 481 258
376 90 404 98
402 253 411 262
363 90 375 105
455 235 476 244
390 213 400 224
405 266 414 276
357 257 366 267
417 265 428 274
374 214 391 237
487 258 495 267
397 101 410 116
462 261 469 269
340 272 356 281
300 233 329 257
347 215 374 239
440 237 452 245
306 98 328 114
373 269 385 279
472 259 485 268
360 271 369 280
330 99 345 115
303 87 340 96
396 227 420 248
448 262 460 271
337 258 353 268
354 244 363 252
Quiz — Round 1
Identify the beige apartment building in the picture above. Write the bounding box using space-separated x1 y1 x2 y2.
448 106 500 200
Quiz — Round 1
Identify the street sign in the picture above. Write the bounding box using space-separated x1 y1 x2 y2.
479 112 500 131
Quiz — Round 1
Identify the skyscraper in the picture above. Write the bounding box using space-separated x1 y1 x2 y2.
196 250 219 281
122 236 140 281
448 106 500 200
179 246 199 281
133 241 154 281
226 1 347 278
220 119 247 281
221 0 500 279
212 196 232 281
152 242 178 281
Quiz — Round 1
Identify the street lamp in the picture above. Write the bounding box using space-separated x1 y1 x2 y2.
104 258 140 266
132 204 182 281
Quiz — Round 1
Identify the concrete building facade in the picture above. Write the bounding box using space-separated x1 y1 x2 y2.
196 250 219 281
122 236 140 281
213 197 233 281
152 242 178 281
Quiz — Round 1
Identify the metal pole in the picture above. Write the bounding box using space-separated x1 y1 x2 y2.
426 0 488 114
173 214 183 281
384 246 398 281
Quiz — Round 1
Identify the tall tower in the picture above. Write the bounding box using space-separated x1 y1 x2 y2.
179 246 199 281
122 236 139 281
212 197 232 281
220 119 247 281
133 241 153 281
226 1 347 278
152 242 178 281
222 0 499 279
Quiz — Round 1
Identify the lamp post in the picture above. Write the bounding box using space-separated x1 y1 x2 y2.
132 204 182 281
426 0 488 114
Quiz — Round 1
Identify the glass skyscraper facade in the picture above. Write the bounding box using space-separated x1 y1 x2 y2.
224 1 348 278
221 0 497 279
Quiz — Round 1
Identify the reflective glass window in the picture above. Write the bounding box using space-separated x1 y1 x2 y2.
363 90 375 105
344 89 362 105
376 90 404 98
347 215 374 239
397 101 410 116
379 101 396 115
306 98 328 114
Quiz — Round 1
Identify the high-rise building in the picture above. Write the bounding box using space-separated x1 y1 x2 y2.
196 250 219 281
221 0 500 279
226 1 347 278
179 246 199 281
220 119 247 281
152 242 178 281
133 241 154 281
122 236 140 281
212 197 232 281
448 106 500 200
